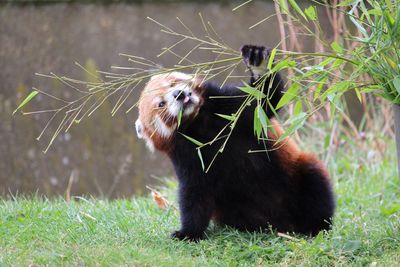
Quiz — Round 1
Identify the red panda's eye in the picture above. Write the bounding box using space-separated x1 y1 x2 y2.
158 101 166 108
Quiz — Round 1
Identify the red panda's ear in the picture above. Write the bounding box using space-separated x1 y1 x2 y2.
135 119 144 139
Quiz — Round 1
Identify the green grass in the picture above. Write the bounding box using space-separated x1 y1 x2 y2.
1 137 399 266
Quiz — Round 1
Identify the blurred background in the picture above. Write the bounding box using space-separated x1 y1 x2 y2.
0 0 393 198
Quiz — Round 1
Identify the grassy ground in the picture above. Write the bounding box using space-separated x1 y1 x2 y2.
1 137 399 266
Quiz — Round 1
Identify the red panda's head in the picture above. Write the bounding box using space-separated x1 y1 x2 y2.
135 72 204 152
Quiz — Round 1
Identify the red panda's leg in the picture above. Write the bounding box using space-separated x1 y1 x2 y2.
291 153 335 235
241 45 284 115
171 183 214 242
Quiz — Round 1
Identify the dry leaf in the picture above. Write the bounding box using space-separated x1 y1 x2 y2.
146 186 170 209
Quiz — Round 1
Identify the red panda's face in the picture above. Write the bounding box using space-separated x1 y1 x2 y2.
135 72 203 152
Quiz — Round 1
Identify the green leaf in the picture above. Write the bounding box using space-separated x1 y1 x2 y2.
314 74 328 101
385 55 398 69
13 90 39 115
277 112 307 143
253 107 262 138
381 204 400 215
293 100 303 115
267 48 277 70
238 84 266 100
179 133 204 146
287 0 308 21
385 0 393 12
355 88 362 102
304 6 317 21
271 60 296 73
380 90 395 102
331 41 344 53
256 106 268 128
331 58 345 69
276 83 300 109
368 8 382 16
336 0 356 7
323 132 331 150
177 109 183 127
328 81 350 94
215 113 236 121
349 13 368 37
393 76 400 95
383 9 395 27
278 0 288 14
197 148 205 171
319 57 335 67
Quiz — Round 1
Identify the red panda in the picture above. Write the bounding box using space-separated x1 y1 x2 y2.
135 45 335 241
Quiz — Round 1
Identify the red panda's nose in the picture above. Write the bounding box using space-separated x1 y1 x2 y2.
172 90 185 100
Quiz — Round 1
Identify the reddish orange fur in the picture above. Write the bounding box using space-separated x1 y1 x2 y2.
268 119 329 179
137 73 202 153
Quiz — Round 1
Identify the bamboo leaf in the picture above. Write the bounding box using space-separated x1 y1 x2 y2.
331 41 344 53
314 74 328 101
177 109 183 127
13 90 39 115
238 84 266 100
287 0 308 21
278 0 289 14
215 113 236 121
304 6 317 21
256 106 268 129
349 14 368 37
293 100 303 115
383 9 395 27
355 88 362 102
267 48 277 70
271 60 296 73
337 0 357 7
368 7 382 16
253 107 262 138
197 148 205 171
277 112 307 143
179 133 204 146
331 59 345 69
276 83 300 109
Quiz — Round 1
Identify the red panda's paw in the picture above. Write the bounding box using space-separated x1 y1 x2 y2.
240 45 271 67
171 230 205 242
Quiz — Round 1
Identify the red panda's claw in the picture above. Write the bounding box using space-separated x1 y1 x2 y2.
171 230 204 242
240 45 270 67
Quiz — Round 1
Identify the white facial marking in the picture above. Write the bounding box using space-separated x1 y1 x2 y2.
183 105 195 116
144 137 155 152
135 119 144 139
152 96 163 106
154 115 174 137
135 119 155 152
191 94 200 105
165 83 188 116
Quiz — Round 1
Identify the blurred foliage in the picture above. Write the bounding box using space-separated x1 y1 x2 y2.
1 0 236 5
